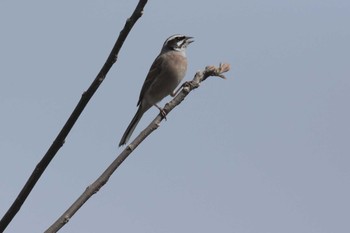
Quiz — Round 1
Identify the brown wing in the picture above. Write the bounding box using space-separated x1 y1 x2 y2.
137 54 164 106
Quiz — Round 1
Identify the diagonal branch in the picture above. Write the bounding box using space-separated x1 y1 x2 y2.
44 63 230 233
0 1 148 231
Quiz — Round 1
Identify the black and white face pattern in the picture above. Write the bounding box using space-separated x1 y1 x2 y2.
163 34 194 51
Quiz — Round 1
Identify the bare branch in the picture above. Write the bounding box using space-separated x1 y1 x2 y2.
0 1 148 231
45 63 230 232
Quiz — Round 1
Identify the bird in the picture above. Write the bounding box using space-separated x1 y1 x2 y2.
119 34 194 146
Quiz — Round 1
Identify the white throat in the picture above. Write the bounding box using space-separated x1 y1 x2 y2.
174 47 184 52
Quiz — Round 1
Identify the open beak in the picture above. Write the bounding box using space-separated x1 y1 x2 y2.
185 36 194 44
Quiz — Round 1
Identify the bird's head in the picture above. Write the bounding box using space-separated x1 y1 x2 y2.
162 34 194 52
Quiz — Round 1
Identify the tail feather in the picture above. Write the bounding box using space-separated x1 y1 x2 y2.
119 107 144 146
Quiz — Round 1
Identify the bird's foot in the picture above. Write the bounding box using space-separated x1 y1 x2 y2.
154 104 167 120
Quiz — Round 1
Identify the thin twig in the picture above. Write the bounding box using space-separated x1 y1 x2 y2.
44 63 230 232
0 1 148 232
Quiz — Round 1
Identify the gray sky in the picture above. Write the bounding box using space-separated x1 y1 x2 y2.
1 0 349 232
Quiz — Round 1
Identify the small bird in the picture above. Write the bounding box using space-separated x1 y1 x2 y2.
119 34 194 146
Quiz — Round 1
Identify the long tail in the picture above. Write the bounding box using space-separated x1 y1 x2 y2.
119 106 144 146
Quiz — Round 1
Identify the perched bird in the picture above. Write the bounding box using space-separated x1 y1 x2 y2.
119 34 194 146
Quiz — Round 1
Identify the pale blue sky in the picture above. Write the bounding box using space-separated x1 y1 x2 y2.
1 0 349 232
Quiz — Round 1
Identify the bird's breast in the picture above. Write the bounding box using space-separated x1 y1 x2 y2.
145 52 188 104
